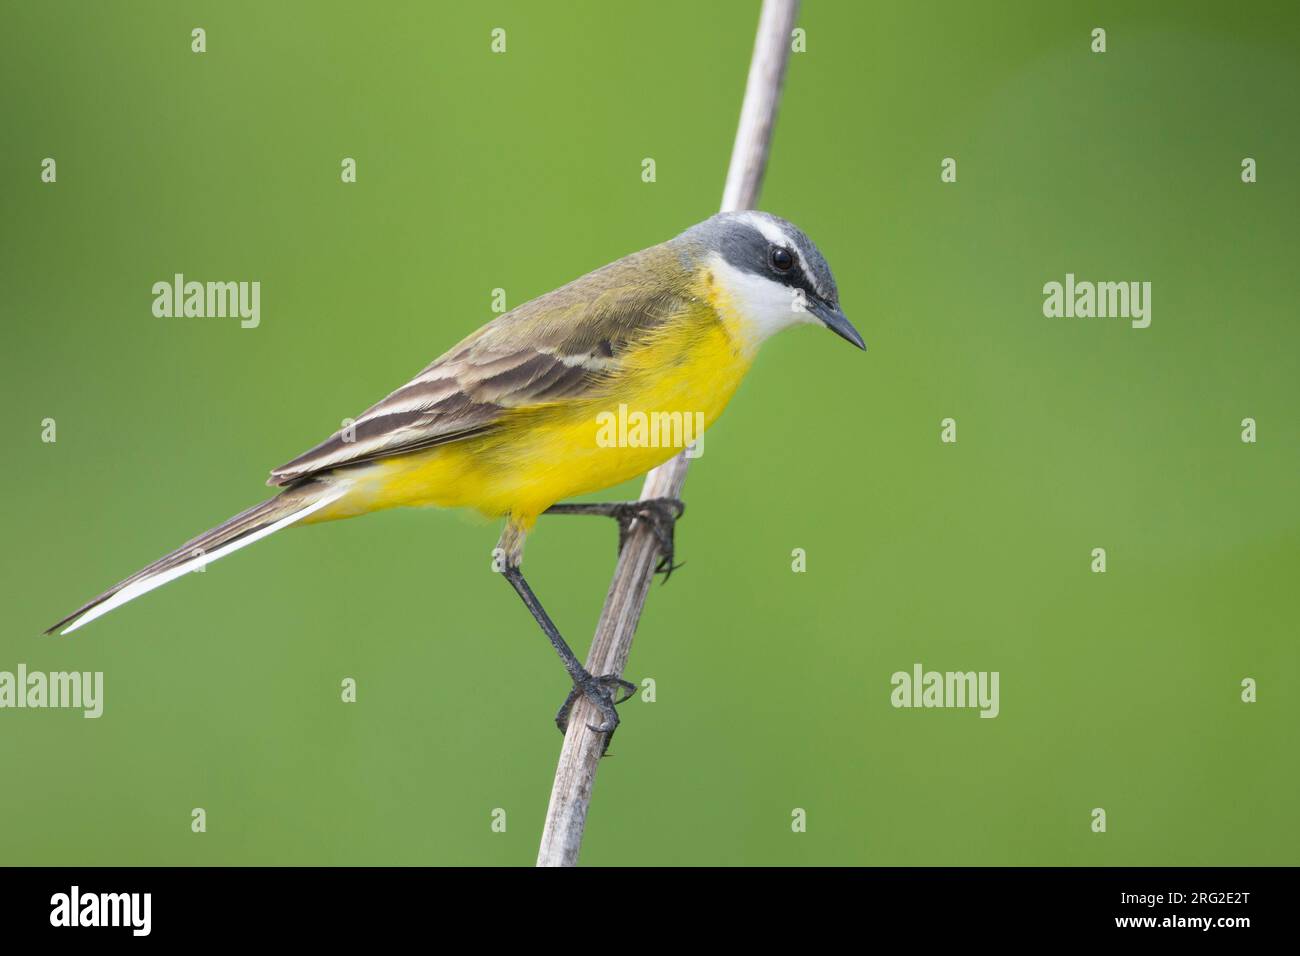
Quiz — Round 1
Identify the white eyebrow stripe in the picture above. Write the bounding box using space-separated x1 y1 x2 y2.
738 211 790 246
737 212 817 294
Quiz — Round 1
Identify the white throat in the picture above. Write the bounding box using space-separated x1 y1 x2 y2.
708 252 815 350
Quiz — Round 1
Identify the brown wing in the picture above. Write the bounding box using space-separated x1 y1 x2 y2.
267 247 685 487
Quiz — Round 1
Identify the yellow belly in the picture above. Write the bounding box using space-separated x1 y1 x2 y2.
313 300 755 528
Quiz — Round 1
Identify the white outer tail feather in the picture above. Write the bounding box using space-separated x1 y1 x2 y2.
59 488 347 635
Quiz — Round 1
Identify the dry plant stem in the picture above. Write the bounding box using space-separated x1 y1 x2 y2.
535 0 801 868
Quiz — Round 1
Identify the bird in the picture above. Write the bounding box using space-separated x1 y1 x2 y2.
46 210 864 734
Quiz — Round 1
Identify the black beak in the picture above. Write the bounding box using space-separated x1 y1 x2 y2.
811 299 866 350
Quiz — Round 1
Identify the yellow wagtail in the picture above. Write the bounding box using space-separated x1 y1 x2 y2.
47 211 864 732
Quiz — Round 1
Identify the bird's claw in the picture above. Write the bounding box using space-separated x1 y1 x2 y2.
556 671 637 737
613 497 685 582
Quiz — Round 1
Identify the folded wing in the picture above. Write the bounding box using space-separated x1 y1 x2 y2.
267 248 684 486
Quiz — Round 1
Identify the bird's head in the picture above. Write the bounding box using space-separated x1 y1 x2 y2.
679 210 864 352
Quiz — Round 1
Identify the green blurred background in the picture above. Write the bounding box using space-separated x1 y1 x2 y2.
2 1 1297 866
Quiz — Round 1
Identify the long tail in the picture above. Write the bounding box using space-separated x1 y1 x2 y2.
45 479 349 636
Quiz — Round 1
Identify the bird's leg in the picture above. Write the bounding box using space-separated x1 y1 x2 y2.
543 497 685 581
502 566 636 737
497 521 635 740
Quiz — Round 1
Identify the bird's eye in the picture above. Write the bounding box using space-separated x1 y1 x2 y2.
770 247 794 273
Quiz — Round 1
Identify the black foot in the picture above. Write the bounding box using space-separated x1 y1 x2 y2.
545 497 685 582
623 497 685 581
556 671 637 735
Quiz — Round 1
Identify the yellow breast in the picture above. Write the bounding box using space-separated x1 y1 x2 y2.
318 273 757 526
